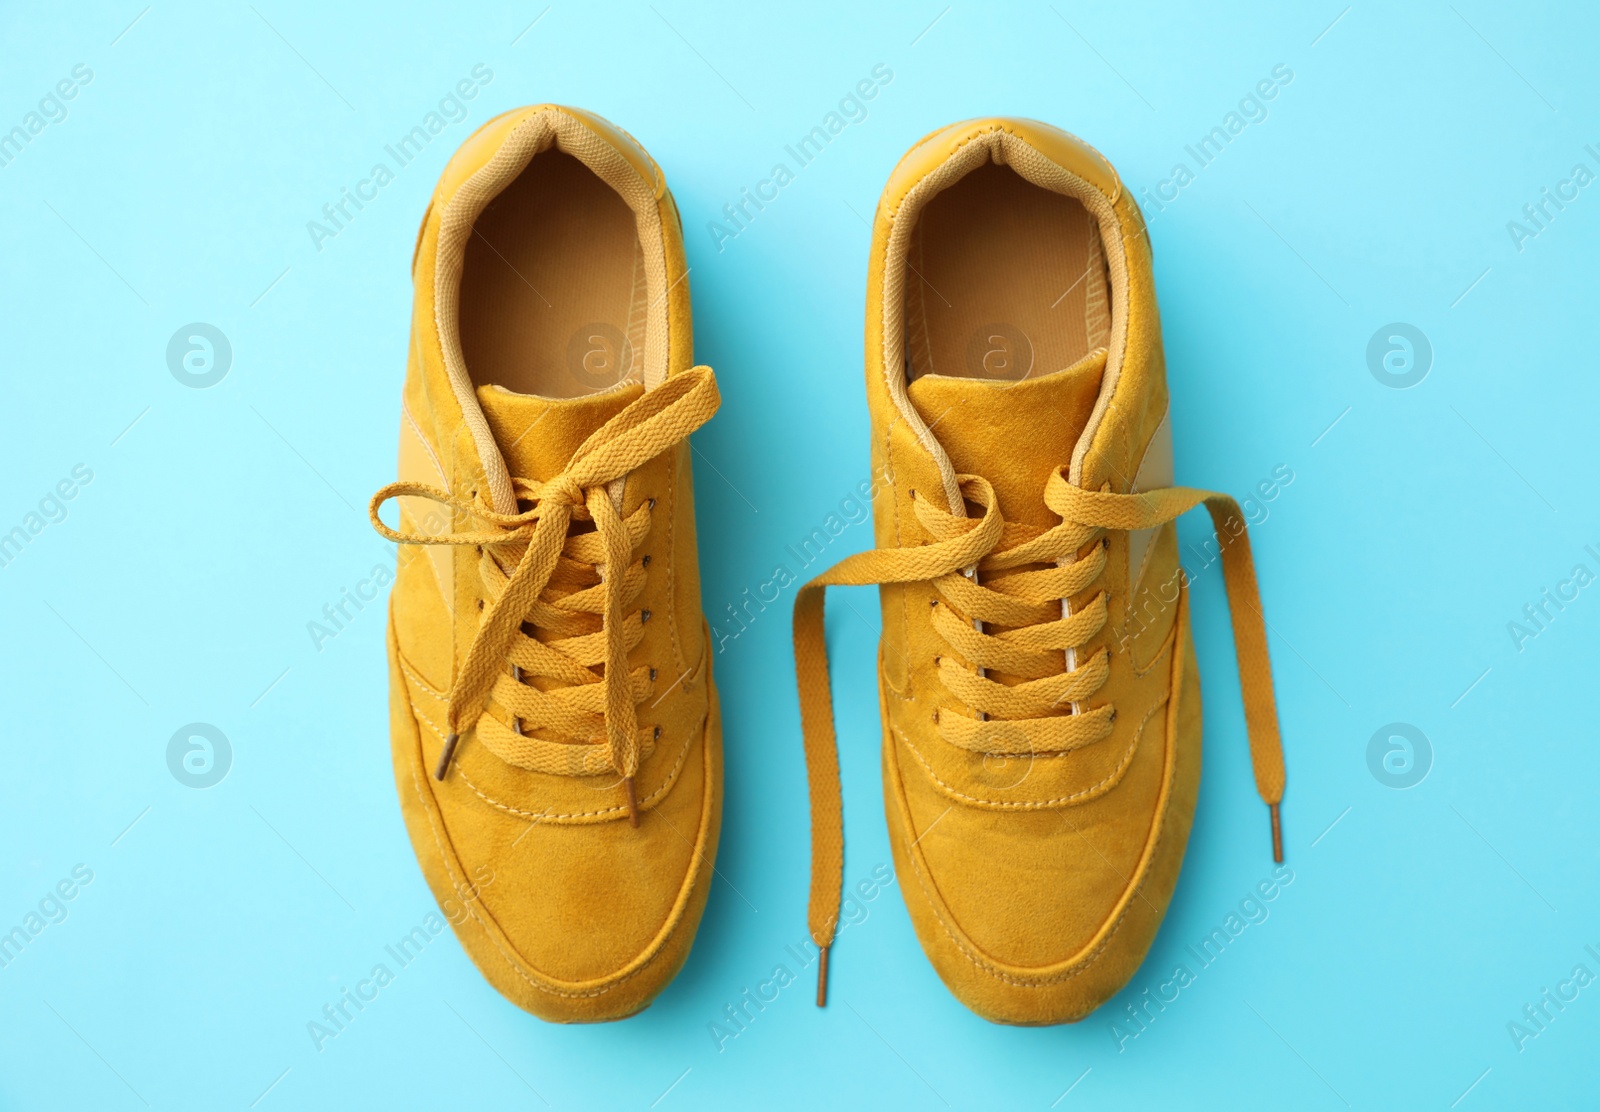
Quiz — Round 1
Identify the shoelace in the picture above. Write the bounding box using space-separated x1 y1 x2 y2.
793 467 1287 1004
370 366 720 824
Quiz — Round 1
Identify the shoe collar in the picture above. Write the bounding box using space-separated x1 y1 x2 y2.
426 106 673 515
869 118 1153 512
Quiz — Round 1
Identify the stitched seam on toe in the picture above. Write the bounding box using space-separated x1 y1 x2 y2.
397 638 706 1000
408 694 695 821
893 697 1172 988
895 693 1160 810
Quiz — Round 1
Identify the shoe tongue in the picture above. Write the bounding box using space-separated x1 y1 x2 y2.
476 382 644 482
907 348 1107 526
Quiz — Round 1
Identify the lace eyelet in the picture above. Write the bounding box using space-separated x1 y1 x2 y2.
928 598 938 608
641 554 652 568
649 667 658 681
476 599 484 611
653 725 662 740
931 709 940 724
641 609 653 623
647 498 657 510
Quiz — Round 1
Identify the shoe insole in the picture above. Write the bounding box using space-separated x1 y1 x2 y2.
904 161 1109 383
460 150 647 399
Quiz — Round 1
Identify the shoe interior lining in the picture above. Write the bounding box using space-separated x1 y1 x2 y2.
904 161 1109 385
460 150 648 399
432 108 670 514
878 128 1130 513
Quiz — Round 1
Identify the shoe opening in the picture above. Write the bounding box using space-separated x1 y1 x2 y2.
460 148 649 399
904 160 1110 385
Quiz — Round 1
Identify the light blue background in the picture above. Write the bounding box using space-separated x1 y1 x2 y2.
2 1 1596 1108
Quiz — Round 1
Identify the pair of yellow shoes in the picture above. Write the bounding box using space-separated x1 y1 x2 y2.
369 105 1287 1025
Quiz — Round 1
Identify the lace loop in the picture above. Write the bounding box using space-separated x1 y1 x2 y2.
793 465 1287 1004
370 366 720 820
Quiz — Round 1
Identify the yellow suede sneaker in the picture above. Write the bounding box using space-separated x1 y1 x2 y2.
793 118 1288 1024
369 105 722 1023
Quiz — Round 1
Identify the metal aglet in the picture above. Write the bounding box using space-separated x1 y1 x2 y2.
816 946 830 1008
1269 802 1283 864
435 733 461 780
622 776 640 828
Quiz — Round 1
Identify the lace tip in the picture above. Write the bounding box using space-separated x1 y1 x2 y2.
435 733 460 781
1269 802 1283 864
816 946 829 1008
623 776 639 828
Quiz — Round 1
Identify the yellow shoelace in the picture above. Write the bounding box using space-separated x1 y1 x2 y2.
793 468 1287 1003
370 366 721 823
